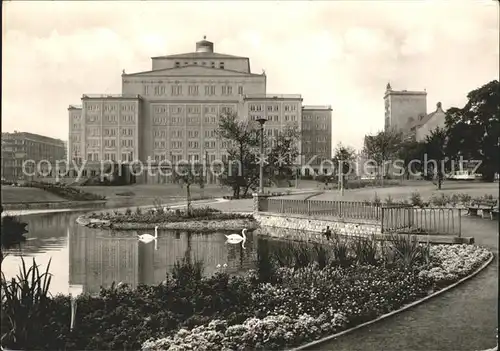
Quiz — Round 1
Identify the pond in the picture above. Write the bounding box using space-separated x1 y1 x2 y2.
1 210 265 296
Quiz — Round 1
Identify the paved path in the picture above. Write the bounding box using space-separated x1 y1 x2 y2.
310 216 498 351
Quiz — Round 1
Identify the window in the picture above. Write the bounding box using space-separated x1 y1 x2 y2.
219 62 225 69
222 86 232 95
211 61 215 68
154 85 166 96
204 85 216 96
193 62 198 65
175 62 180 67
238 86 243 95
188 85 199 96
171 85 182 96
188 141 199 148
202 62 206 65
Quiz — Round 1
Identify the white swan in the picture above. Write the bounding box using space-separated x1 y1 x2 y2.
138 226 158 243
225 229 247 248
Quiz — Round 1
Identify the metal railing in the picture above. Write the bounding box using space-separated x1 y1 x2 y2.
381 207 462 236
264 198 385 221
258 197 462 236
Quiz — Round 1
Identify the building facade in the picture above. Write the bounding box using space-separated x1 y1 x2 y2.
414 102 446 142
384 83 427 133
302 106 332 175
1 131 66 181
68 38 332 183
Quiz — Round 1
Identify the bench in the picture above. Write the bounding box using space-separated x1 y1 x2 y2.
491 208 499 221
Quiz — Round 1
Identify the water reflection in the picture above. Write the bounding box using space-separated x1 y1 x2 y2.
1 210 262 295
69 226 257 295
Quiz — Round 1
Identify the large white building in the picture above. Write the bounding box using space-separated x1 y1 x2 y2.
68 37 332 183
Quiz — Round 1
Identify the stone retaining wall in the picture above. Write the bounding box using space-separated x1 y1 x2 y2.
3 200 107 211
255 212 381 236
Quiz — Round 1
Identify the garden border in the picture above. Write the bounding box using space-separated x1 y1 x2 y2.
289 251 495 351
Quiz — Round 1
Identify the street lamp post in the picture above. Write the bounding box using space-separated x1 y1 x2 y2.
256 117 267 194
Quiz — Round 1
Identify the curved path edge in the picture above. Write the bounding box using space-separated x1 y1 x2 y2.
288 251 495 351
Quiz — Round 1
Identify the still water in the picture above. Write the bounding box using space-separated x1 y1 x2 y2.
1 211 261 296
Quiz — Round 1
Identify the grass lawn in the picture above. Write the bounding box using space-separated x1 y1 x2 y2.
310 181 499 202
1 186 67 204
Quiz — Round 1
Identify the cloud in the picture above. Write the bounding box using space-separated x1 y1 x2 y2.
2 1 498 150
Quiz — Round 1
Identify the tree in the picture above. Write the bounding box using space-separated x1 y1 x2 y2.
217 113 301 196
445 80 500 181
216 112 260 198
424 127 447 190
172 163 204 216
362 128 403 184
396 139 426 180
266 125 300 187
332 143 356 188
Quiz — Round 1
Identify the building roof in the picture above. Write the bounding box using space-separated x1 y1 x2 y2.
81 94 142 100
408 102 444 129
123 65 261 77
152 52 248 60
302 105 333 111
244 94 302 101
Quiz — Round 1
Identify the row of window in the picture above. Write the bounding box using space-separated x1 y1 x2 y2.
302 124 329 130
303 115 330 121
249 104 298 112
174 61 224 69
249 115 297 122
85 115 136 124
152 116 218 125
145 84 243 97
86 104 136 112
153 140 223 150
153 105 233 115
85 153 134 162
84 139 134 148
85 128 135 137
152 130 218 138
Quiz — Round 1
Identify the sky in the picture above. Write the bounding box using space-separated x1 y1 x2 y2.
2 0 499 150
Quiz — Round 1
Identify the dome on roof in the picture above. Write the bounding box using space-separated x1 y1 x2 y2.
196 36 214 53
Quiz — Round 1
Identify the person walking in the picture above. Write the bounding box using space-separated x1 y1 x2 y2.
323 226 332 241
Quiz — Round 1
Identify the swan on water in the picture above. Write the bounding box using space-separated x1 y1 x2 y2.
138 226 158 243
225 228 247 248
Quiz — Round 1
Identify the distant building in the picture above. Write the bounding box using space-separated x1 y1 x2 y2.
68 37 333 183
301 106 332 175
413 102 446 141
1 131 66 181
384 83 427 133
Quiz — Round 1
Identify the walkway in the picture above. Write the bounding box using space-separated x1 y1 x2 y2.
310 216 498 351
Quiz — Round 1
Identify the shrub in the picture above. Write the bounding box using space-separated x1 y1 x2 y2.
372 193 381 207
125 208 132 216
458 193 472 205
410 192 423 207
1 258 53 350
430 193 449 207
384 195 394 205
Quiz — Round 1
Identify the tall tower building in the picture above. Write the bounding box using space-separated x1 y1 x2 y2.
384 83 427 132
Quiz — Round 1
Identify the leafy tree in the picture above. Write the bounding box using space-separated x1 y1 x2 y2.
216 113 301 197
172 163 204 216
445 80 500 181
332 143 356 187
396 140 426 180
362 128 403 184
216 112 260 198
424 127 447 190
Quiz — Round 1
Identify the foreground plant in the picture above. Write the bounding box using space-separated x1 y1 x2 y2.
1 257 52 349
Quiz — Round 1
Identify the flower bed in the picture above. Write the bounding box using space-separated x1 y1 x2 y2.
1 239 492 351
83 206 255 230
